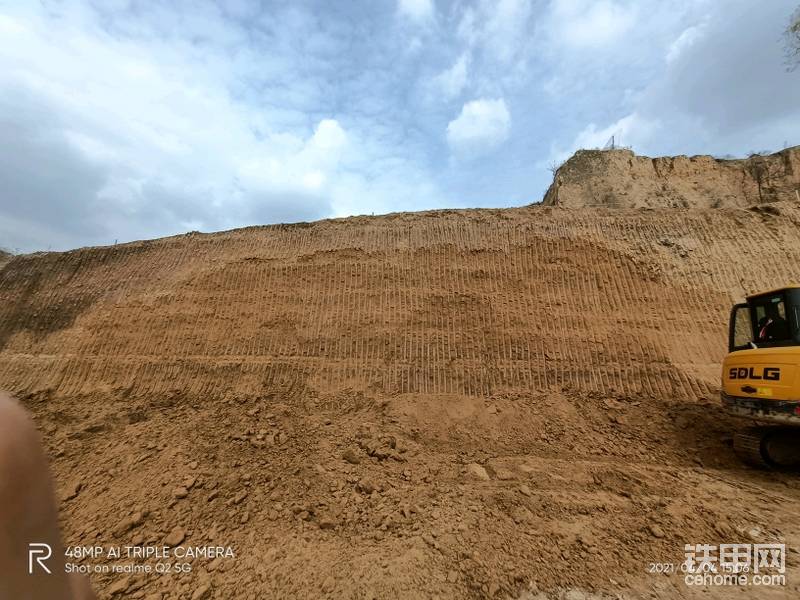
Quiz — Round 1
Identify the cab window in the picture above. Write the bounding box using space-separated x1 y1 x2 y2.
730 304 753 351
751 293 791 344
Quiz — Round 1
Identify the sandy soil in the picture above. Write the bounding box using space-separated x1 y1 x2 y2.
2 202 800 599
543 147 800 209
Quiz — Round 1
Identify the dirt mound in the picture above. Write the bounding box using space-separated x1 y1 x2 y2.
543 146 800 209
3 203 800 598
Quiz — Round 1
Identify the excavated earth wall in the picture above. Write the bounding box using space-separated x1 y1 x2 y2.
3 197 800 598
543 147 800 209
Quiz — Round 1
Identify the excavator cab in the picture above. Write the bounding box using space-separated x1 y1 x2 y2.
722 286 800 467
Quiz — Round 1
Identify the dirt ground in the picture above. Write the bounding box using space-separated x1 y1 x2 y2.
3 202 800 598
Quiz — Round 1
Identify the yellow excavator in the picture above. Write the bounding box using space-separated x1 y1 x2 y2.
722 285 800 468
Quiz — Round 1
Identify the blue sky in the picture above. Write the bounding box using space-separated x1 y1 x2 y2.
1 0 799 252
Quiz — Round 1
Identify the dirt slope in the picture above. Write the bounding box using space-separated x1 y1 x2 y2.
3 202 800 599
543 147 800 209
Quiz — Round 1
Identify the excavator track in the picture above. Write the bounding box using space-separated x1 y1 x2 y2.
734 427 800 469
733 428 772 468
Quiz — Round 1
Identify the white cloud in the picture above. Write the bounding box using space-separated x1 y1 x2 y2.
0 7 340 239
397 0 434 22
545 0 800 170
457 0 532 65
666 24 705 64
2 0 799 251
545 112 661 167
549 0 636 47
446 98 511 156
308 119 348 154
573 113 655 151
236 118 348 196
433 53 470 99
0 2 449 251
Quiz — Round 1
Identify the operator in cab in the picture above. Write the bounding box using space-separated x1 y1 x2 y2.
757 302 789 342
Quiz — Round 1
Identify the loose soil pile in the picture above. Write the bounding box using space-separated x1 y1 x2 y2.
3 200 800 599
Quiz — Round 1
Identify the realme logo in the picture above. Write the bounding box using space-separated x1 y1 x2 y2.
729 367 781 381
28 543 52 574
